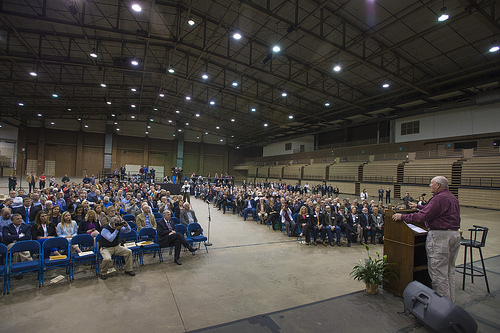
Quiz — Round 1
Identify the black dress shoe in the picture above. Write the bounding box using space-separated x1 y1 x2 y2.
337 242 341 247
174 259 182 265
190 247 198 254
124 271 135 276
99 274 108 280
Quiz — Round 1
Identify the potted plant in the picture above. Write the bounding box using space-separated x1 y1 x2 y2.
350 244 395 294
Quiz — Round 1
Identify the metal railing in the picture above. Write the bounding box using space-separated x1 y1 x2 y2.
461 177 500 188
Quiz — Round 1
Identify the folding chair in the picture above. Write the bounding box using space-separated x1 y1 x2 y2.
187 222 208 253
120 230 143 265
153 212 163 220
41 237 71 286
70 234 98 280
7 240 41 294
122 214 136 222
138 227 162 263
0 243 7 294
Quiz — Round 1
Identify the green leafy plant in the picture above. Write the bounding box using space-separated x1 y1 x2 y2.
350 244 395 285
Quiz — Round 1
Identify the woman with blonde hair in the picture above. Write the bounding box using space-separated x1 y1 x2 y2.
78 209 101 237
56 211 82 253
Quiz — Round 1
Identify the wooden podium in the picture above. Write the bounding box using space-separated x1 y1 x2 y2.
383 209 432 297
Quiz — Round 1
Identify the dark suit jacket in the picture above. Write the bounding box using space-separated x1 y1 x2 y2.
2 223 32 245
359 214 372 229
296 214 312 227
179 210 198 226
157 218 176 248
31 223 57 239
312 211 326 227
324 211 341 227
15 205 42 222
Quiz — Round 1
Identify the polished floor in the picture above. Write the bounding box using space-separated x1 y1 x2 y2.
0 181 498 332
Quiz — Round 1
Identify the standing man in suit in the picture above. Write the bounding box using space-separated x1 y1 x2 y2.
378 187 384 202
26 172 38 194
180 202 198 226
15 197 41 223
385 187 391 204
2 213 32 262
157 210 197 265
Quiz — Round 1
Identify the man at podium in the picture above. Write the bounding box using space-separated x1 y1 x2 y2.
392 176 461 301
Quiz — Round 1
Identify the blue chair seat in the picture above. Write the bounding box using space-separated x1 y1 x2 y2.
11 261 39 273
72 253 95 262
190 235 207 242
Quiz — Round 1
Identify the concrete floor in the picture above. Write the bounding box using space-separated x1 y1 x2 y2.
0 181 498 332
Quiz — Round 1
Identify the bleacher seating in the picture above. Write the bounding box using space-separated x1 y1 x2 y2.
458 188 498 209
328 162 360 182
403 158 455 184
362 160 401 183
283 164 306 179
461 156 500 187
302 164 329 180
269 166 283 179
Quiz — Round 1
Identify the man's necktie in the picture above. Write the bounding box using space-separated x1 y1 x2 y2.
25 208 29 223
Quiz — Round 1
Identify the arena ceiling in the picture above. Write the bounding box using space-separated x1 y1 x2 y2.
0 0 499 147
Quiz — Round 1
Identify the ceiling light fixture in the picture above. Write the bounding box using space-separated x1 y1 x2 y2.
131 115 136 119
153 108 158 111
438 1 449 22
333 64 342 72
131 88 137 92
52 92 59 98
18 102 24 106
84 124 89 128
131 4 142 12
220 139 224 142
145 131 149 135
324 102 331 107
159 93 165 98
272 45 281 53
107 101 112 105
489 44 500 53
233 32 242 40
67 108 71 111
130 59 139 66
185 96 191 101
216 126 220 130
131 104 136 108
89 48 98 58
116 128 120 131
150 118 154 122
187 18 195 26
201 73 209 80
209 100 215 105
231 118 235 122
251 107 256 112
175 110 180 114
281 91 288 97
50 121 55 125
100 83 106 88
29 71 38 77
147 125 151 129
382 83 390 88
232 81 239 87
264 123 268 127
168 119 173 123
168 66 175 74
288 115 294 119
37 113 43 117
195 113 200 117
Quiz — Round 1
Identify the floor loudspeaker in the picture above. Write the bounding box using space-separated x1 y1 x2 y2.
403 281 477 333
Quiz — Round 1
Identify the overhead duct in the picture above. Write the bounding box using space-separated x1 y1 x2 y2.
474 89 500 106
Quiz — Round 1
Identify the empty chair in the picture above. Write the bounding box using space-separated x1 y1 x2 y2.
127 221 137 231
457 225 490 293
0 243 7 294
41 237 71 285
122 214 136 222
151 208 159 213
174 224 193 245
187 222 208 253
7 240 41 294
171 217 181 225
138 227 162 263
153 212 163 221
70 234 98 280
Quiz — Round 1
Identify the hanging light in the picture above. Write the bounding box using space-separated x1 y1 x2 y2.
272 45 281 53
438 1 449 22
333 64 342 72
90 48 98 58
187 18 195 26
233 32 242 40
131 3 142 12
489 44 499 53
168 66 175 74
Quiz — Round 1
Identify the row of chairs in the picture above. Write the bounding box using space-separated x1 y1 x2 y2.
0 222 209 294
